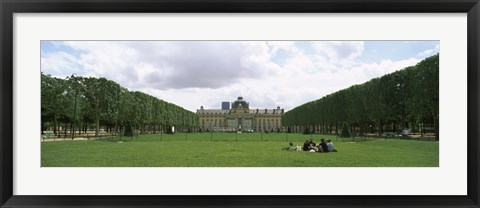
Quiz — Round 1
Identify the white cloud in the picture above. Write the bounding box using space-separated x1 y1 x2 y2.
41 41 424 112
351 58 421 78
267 41 296 55
311 41 365 62
417 43 440 57
41 50 83 78
55 41 277 90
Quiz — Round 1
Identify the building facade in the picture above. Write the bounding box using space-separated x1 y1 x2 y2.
197 97 284 132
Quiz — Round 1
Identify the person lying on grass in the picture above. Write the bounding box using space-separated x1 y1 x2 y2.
282 142 303 151
282 142 295 151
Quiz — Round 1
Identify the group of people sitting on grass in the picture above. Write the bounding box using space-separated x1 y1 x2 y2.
282 139 336 152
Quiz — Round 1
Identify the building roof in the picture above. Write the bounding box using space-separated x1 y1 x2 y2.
197 108 283 115
231 96 249 109
196 109 229 115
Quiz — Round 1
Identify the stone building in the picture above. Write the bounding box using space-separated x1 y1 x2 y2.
197 97 284 132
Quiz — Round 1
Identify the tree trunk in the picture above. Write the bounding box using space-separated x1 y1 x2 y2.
63 123 68 137
71 121 75 140
95 118 100 137
378 121 383 135
53 114 57 135
421 123 424 137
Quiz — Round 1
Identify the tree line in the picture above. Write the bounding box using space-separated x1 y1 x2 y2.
41 73 199 137
282 54 439 140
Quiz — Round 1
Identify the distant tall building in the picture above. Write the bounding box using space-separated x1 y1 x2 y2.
197 97 284 132
221 102 230 110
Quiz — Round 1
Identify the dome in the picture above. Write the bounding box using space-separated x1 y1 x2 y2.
231 96 249 109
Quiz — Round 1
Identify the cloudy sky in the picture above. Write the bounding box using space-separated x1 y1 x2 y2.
41 40 439 112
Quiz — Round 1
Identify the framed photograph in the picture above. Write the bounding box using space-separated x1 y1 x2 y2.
1 0 479 207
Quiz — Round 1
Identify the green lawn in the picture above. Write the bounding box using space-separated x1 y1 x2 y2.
41 133 439 167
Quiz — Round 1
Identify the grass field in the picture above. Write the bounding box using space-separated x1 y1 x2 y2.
41 133 439 167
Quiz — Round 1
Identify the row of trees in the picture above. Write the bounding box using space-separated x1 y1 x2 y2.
282 54 439 139
41 73 199 137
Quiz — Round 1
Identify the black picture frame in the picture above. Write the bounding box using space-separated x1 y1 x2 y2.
1 0 479 207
